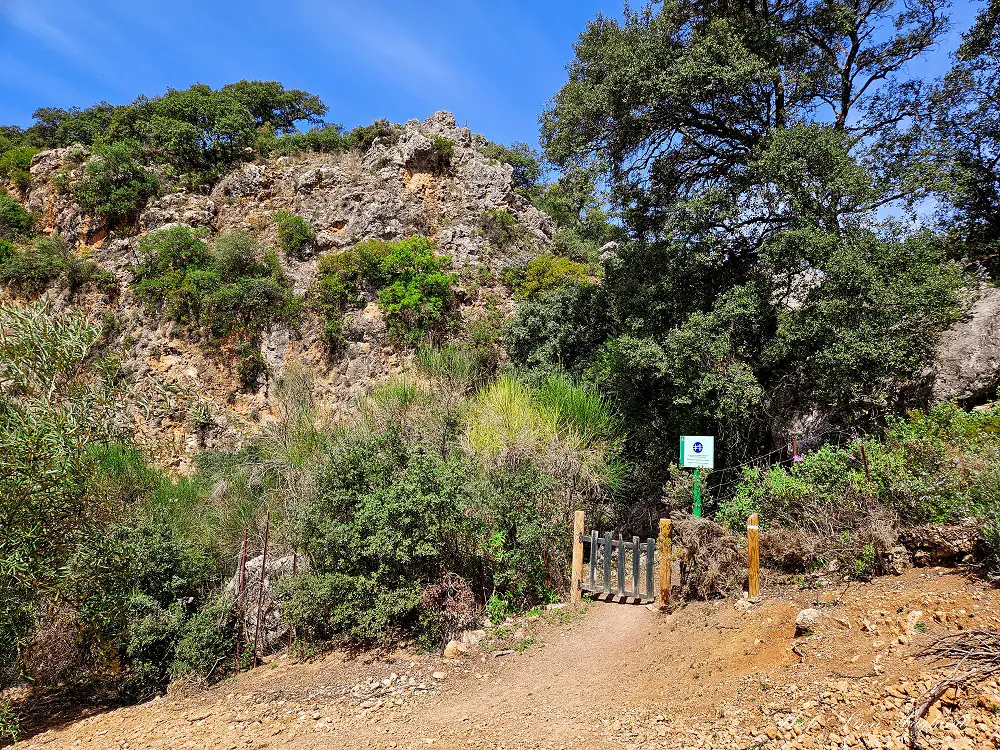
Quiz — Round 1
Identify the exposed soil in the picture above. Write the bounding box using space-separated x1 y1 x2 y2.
11 568 1000 750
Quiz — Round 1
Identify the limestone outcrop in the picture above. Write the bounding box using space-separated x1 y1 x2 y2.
5 112 551 471
931 286 1000 405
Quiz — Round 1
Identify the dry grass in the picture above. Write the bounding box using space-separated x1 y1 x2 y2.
670 513 747 600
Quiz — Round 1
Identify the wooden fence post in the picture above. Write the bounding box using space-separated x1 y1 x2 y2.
570 510 585 604
747 512 760 598
657 519 671 610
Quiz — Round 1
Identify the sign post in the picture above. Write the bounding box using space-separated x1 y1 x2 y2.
679 436 714 518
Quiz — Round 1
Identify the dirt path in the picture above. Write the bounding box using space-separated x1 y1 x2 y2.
12 569 1000 750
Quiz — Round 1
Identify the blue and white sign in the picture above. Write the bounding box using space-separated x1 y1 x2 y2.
680 435 714 469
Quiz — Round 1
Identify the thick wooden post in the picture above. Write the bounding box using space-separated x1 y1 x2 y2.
747 512 760 598
570 510 585 604
657 519 671 609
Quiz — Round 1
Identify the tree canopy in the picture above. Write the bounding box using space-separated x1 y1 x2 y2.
512 0 969 493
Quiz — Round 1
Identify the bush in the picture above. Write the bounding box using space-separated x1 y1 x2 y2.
0 146 39 192
273 211 315 260
278 423 566 648
235 339 268 390
0 239 15 265
133 226 295 339
474 138 543 195
375 238 457 343
518 254 590 298
0 235 110 295
132 226 296 391
169 599 236 680
276 572 420 646
0 302 125 689
431 136 455 169
270 119 399 156
718 403 1000 573
479 208 522 250
203 231 292 337
313 237 456 346
132 226 217 323
0 194 36 240
73 140 159 223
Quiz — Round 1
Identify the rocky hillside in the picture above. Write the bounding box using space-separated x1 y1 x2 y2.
3 112 555 470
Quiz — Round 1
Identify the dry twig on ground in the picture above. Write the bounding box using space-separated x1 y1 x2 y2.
910 630 1000 749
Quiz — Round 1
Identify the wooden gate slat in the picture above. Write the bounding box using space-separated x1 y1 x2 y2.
631 535 640 597
589 529 598 590
602 533 612 594
616 532 625 595
645 537 655 599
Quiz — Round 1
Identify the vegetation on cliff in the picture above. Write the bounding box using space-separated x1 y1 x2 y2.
5 1 1000 736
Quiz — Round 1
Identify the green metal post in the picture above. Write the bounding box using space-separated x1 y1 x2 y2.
693 468 702 518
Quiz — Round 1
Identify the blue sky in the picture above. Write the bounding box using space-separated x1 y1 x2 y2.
0 0 985 149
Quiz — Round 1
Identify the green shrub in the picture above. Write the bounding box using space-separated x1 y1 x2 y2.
486 594 511 624
0 146 39 193
0 239 15 265
278 423 565 649
0 194 36 240
73 140 159 223
313 237 456 346
312 250 362 348
133 226 217 323
169 599 236 680
431 136 455 169
276 572 420 646
235 339 268 390
271 119 398 156
518 254 590 298
273 211 315 260
0 302 124 688
0 699 20 741
375 238 457 343
202 233 291 337
347 119 398 152
133 226 295 339
474 138 543 195
133 226 295 391
1 235 70 293
0 234 109 295
719 403 1000 572
122 595 184 699
479 208 522 250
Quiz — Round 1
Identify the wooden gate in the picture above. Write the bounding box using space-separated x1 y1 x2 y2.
579 530 657 601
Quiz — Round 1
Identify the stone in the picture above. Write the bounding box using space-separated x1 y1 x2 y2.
223 554 306 649
932 285 1000 404
795 608 822 633
460 629 487 646
442 640 468 659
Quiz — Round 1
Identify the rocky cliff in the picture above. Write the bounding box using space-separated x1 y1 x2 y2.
4 112 553 470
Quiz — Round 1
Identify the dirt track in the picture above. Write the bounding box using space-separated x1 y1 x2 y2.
11 568 1000 750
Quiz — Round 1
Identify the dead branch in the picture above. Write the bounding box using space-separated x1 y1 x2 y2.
909 630 1000 749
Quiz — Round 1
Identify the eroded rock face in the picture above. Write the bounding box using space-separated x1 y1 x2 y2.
207 111 554 270
898 522 985 566
5 112 543 470
931 286 1000 405
24 147 106 246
